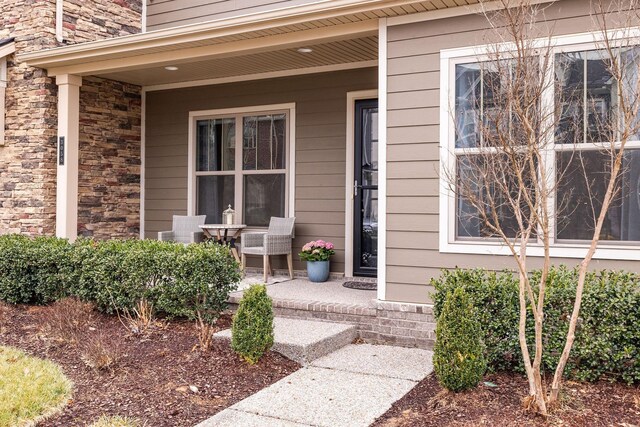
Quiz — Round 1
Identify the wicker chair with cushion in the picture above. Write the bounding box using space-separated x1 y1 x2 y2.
240 217 296 282
158 215 206 244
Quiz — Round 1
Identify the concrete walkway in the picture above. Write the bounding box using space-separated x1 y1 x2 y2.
197 344 433 427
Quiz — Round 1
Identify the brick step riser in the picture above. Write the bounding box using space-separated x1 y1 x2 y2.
228 302 436 350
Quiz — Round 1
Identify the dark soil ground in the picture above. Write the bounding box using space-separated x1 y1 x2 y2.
374 372 640 427
0 301 299 427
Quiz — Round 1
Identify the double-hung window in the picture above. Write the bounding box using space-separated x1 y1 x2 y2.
440 32 640 259
190 105 293 227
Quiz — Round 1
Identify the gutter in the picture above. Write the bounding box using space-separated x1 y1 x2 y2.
19 0 420 67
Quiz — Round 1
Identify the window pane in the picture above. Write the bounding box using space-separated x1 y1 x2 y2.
556 150 640 241
243 174 285 227
243 114 286 170
621 46 640 140
196 118 235 171
555 50 615 144
456 155 531 239
455 63 482 148
196 175 235 223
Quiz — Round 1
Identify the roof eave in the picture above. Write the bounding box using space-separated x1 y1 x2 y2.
18 0 417 70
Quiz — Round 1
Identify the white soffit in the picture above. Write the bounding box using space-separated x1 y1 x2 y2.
98 35 378 86
19 0 479 82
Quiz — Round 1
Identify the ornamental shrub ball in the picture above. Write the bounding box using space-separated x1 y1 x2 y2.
231 284 274 364
433 287 487 392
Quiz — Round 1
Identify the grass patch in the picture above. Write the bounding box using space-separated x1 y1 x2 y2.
0 346 72 426
90 415 143 427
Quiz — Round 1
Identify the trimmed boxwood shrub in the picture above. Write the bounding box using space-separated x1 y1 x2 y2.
231 284 274 364
0 235 73 304
151 242 241 323
0 235 241 327
431 266 640 384
433 287 486 391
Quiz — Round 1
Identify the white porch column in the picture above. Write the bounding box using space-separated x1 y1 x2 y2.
377 18 388 301
55 74 82 241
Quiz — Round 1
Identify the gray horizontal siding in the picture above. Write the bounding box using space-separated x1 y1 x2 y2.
146 0 322 31
145 67 377 272
385 0 640 304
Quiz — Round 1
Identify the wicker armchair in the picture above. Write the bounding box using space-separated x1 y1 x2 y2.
241 217 296 282
158 215 206 244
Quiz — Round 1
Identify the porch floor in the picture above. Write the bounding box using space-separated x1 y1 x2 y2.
231 277 376 307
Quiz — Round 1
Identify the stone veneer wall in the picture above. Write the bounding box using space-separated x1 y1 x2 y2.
0 0 142 237
78 77 141 238
62 0 143 44
1 1 59 235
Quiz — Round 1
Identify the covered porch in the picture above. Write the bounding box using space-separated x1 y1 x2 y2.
21 0 390 291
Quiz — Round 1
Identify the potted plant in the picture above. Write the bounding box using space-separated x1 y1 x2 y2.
299 240 335 283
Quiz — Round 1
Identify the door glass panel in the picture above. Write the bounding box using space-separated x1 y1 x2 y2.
196 175 235 223
354 100 379 276
360 189 378 269
196 118 235 171
361 109 378 187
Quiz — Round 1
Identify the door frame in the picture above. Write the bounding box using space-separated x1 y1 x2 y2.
345 89 378 278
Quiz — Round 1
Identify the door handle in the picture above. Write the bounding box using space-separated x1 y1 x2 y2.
354 180 359 197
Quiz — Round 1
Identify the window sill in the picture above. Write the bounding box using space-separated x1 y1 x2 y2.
439 240 640 261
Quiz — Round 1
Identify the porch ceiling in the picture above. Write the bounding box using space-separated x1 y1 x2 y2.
97 35 378 87
19 0 480 87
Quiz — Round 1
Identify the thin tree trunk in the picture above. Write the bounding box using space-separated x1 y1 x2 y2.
548 156 623 404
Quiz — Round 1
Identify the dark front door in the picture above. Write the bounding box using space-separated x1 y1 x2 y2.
353 99 378 277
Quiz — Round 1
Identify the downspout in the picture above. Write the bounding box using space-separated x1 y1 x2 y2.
0 56 6 146
56 0 64 43
142 0 147 32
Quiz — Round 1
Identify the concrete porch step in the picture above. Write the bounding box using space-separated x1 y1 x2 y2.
213 317 358 365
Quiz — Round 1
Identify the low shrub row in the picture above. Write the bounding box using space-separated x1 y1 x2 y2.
0 235 241 324
431 266 640 384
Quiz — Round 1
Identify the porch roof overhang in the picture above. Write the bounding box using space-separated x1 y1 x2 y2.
18 0 479 88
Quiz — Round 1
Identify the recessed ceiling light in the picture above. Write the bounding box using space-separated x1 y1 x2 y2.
164 66 179 71
297 47 313 53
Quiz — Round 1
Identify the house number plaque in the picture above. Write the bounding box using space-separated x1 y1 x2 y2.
58 136 65 166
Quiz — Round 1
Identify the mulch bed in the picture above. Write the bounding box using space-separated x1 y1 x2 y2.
374 372 640 427
0 302 299 427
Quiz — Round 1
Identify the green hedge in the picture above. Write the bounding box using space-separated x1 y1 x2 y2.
0 235 240 324
0 235 72 304
431 266 640 384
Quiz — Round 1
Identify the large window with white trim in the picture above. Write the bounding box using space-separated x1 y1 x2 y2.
441 34 640 258
191 107 291 227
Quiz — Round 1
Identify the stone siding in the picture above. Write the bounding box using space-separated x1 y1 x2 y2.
62 0 143 44
0 0 142 237
0 0 59 235
78 77 141 238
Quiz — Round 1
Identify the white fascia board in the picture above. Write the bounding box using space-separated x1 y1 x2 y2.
18 0 422 68
0 42 15 59
387 0 556 27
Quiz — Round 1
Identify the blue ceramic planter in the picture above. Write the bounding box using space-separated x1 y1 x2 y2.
307 260 330 282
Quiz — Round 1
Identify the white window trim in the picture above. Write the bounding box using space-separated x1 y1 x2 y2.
188 103 296 228
439 28 640 261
